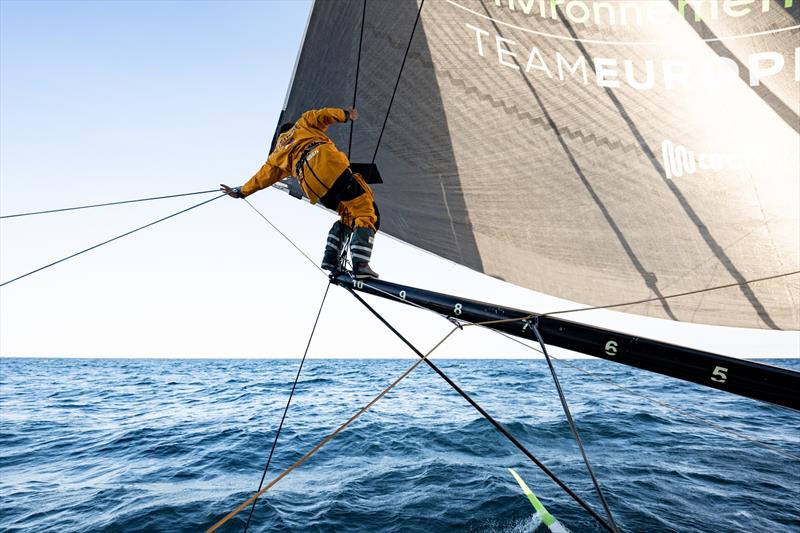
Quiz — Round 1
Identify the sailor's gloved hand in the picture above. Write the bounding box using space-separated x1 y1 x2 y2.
220 184 244 198
344 106 358 122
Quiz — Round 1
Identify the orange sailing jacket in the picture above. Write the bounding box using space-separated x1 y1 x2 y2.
240 108 351 203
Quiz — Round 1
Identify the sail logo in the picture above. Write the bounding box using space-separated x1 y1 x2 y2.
661 139 698 180
660 139 791 180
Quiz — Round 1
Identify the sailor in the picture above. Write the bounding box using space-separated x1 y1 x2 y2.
221 106 380 279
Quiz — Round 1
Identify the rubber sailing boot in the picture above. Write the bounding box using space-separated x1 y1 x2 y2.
350 227 379 279
321 222 352 272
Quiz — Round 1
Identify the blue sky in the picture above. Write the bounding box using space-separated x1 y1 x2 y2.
1 0 796 359
0 0 540 358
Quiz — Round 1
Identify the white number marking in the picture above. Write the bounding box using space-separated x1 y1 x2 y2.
399 290 406 300
604 341 618 356
453 303 463 316
711 366 728 383
355 280 364 289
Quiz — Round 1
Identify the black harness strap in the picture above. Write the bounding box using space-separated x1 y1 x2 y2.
295 141 330 199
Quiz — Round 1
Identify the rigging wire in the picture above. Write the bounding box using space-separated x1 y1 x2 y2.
242 198 325 275
242 281 332 533
347 0 367 159
512 332 800 460
345 288 615 533
355 281 800 461
0 194 225 288
227 204 613 531
531 322 620 533
208 326 461 533
0 189 220 219
542 270 800 318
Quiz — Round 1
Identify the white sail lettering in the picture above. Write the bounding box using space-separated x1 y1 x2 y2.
549 0 564 20
565 0 591 23
701 57 739 88
465 24 490 57
724 0 755 17
556 53 588 84
526 47 553 78
593 2 616 25
796 47 799 82
594 58 620 88
748 52 784 86
646 1 672 24
618 1 644 25
494 0 795 23
624 60 655 91
663 60 690 90
508 0 538 15
464 26 795 92
496 35 520 70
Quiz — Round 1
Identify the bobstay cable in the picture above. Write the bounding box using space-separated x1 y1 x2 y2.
0 189 220 219
242 281 332 533
0 194 225 288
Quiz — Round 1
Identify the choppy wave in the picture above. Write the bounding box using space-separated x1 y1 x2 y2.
1 358 798 532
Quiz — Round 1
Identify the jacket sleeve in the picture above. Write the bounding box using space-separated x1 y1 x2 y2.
296 108 347 132
241 161 287 197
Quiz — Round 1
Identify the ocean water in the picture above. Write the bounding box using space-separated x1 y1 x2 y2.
0 358 798 533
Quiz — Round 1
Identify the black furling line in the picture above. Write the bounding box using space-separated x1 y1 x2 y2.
366 0 426 183
345 287 615 533
243 281 331 532
348 0 367 159
0 194 225 288
1 189 220 219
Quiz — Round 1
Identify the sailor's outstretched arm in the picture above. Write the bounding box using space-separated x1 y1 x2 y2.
221 161 287 199
297 107 357 131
